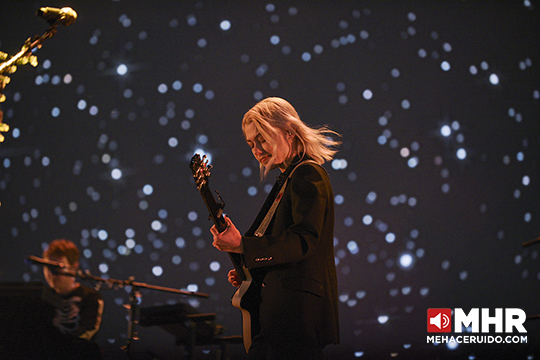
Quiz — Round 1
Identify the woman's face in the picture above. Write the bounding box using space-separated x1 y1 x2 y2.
244 122 293 172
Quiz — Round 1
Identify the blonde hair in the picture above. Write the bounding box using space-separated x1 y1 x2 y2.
242 97 341 179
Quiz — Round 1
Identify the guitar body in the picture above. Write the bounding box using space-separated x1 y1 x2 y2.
190 154 260 353
231 269 254 350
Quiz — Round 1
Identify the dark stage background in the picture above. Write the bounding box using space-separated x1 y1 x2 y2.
1 1 539 359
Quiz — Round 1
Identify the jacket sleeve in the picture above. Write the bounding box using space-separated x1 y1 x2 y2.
76 289 104 340
242 164 329 268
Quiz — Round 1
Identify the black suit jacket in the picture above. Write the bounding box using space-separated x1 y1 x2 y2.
242 160 340 349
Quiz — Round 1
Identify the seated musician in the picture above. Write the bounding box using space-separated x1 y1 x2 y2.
41 239 104 359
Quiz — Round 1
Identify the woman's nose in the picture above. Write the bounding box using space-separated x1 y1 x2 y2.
252 144 263 155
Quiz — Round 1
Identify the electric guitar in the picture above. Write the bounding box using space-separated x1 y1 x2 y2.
189 153 258 352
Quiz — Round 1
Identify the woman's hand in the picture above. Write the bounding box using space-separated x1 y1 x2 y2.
210 215 243 253
227 269 242 288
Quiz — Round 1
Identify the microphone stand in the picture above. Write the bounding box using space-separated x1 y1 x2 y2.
0 10 75 143
522 236 540 248
26 255 209 358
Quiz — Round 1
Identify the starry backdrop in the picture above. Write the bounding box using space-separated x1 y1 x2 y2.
0 1 539 359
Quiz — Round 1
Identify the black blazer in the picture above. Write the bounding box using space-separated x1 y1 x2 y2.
242 160 340 349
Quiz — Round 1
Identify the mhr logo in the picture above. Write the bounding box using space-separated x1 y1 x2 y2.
427 308 527 333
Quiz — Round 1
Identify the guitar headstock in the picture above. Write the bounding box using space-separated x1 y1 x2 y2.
190 153 212 190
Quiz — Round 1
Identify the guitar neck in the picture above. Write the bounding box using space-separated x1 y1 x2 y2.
199 185 247 281
200 185 227 232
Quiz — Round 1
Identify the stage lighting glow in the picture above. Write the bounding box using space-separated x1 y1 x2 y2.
401 99 410 109
209 261 220 272
220 20 231 31
172 80 182 90
151 221 162 231
377 315 389 324
117 245 128 255
489 73 499 85
117 64 127 75
363 89 373 100
400 148 410 157
98 230 108 240
99 263 109 273
158 84 168 93
152 266 163 276
407 157 418 168
331 159 348 170
168 137 178 147
441 61 451 71
197 135 208 144
111 168 122 179
399 253 414 269
193 83 203 93
347 241 359 255
77 99 87 110
456 148 467 160
366 191 377 204
125 229 135 238
175 237 186 248
441 125 451 136
142 184 153 195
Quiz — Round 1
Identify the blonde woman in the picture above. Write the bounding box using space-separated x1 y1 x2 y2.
211 97 340 359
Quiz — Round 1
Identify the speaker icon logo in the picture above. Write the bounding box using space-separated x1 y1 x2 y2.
427 308 452 332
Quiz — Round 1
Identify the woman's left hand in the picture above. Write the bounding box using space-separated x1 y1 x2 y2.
210 215 243 253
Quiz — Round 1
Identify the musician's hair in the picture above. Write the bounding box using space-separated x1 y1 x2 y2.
43 239 80 266
242 97 341 179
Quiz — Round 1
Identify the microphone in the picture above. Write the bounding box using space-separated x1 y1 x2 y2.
36 7 77 26
25 255 80 276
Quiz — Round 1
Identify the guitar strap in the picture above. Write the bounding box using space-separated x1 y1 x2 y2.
254 160 318 237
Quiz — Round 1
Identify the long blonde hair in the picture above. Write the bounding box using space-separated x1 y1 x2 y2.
242 97 341 179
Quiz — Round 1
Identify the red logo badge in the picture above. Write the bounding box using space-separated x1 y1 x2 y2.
427 308 452 332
